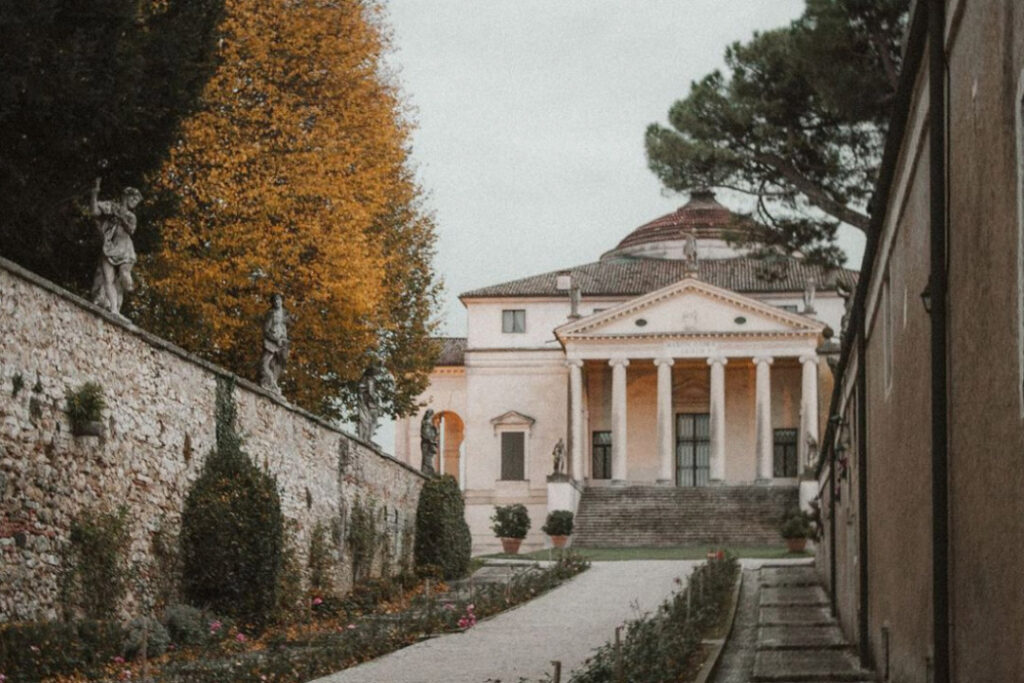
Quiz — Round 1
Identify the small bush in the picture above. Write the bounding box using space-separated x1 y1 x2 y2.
180 379 284 630
64 381 105 430
0 620 124 681
780 506 814 539
541 510 574 536
491 503 530 539
413 475 471 580
64 506 130 620
122 616 171 660
163 603 207 646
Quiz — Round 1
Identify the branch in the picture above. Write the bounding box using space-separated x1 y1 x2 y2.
753 152 872 233
867 30 900 92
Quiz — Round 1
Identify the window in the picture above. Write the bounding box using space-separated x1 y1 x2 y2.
591 431 611 479
676 413 710 486
778 304 799 313
773 428 798 478
882 275 893 392
502 309 526 333
500 432 525 480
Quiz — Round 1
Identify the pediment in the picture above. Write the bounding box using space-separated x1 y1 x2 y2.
555 278 823 340
489 410 536 431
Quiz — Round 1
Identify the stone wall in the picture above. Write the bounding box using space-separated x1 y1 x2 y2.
0 257 424 622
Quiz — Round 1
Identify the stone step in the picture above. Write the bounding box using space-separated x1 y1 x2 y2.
758 625 849 650
759 606 834 626
752 649 872 682
760 566 820 587
760 586 830 607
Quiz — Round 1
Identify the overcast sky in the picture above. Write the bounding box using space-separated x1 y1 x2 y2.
383 0 866 337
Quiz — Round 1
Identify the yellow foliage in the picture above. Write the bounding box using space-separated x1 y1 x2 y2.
137 0 439 417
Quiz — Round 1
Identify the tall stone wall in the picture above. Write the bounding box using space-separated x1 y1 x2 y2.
0 258 424 622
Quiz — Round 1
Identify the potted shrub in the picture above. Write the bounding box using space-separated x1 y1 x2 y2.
65 381 106 437
541 510 574 549
491 504 530 555
780 507 813 552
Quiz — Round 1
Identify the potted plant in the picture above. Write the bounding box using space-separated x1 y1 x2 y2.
491 504 530 555
65 381 106 437
780 507 814 552
541 510 574 549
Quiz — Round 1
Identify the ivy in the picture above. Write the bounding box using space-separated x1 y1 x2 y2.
348 497 379 583
62 506 130 621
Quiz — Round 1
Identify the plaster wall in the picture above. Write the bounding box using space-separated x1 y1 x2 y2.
464 298 623 349
0 259 423 622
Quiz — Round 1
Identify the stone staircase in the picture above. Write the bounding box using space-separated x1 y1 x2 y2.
572 485 798 548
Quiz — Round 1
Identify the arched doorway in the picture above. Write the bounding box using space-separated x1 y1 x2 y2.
435 411 465 485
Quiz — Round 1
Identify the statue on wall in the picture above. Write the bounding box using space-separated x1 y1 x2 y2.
551 438 566 475
260 293 293 395
90 177 141 318
420 409 438 475
356 364 382 442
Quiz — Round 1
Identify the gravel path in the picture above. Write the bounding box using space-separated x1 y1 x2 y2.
311 560 699 683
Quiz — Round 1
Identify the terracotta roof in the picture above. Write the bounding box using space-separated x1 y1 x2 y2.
460 257 858 299
607 190 755 256
435 337 466 366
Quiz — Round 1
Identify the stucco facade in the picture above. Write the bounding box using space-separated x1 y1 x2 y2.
398 194 856 553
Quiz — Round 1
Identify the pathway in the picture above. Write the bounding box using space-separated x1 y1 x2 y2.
312 560 699 683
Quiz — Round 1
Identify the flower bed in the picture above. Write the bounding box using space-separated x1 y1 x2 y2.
567 554 740 683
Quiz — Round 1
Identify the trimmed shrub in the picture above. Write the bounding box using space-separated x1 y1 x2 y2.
413 475 471 580
491 503 530 539
122 616 171 660
163 603 207 646
180 379 284 630
541 510 574 536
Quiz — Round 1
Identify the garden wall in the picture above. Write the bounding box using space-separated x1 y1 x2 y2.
0 257 424 622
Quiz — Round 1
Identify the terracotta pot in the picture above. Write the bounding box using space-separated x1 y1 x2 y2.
500 537 523 554
550 535 569 549
785 537 808 553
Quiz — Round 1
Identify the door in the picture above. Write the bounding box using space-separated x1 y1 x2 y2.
676 413 710 486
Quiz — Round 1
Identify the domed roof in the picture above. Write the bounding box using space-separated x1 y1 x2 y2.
602 190 756 261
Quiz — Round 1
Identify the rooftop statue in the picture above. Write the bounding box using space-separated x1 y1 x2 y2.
90 177 141 318
551 438 566 475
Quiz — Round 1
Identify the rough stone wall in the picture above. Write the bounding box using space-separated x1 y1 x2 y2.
0 258 424 622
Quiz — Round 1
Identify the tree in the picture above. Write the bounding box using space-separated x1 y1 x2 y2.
645 0 909 265
136 0 440 419
0 0 223 290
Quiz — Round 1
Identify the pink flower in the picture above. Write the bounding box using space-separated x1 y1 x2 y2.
312 597 323 606
347 623 356 630
458 617 468 628
209 620 222 633
235 633 247 643
1 673 7 682
112 656 125 664
467 604 475 611
29 645 40 653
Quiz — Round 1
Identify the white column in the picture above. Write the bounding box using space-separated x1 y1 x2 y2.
654 357 675 484
799 353 819 470
754 356 774 481
609 357 630 484
707 356 728 482
567 358 585 482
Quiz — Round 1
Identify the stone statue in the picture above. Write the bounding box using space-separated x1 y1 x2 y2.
260 294 293 394
683 230 699 274
356 365 382 442
802 277 817 314
90 177 141 317
420 409 438 475
551 438 566 475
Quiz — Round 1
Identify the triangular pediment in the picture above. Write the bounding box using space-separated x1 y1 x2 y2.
489 410 536 430
555 278 823 340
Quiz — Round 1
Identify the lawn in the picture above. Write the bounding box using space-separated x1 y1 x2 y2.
478 545 812 561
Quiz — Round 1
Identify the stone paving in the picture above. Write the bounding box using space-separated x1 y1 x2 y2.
312 560 700 683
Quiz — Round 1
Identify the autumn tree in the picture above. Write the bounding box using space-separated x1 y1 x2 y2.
0 0 223 289
136 0 439 419
645 0 909 265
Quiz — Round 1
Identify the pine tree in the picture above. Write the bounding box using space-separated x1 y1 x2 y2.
136 0 439 419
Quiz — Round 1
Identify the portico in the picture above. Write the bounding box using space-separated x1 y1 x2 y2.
556 278 825 487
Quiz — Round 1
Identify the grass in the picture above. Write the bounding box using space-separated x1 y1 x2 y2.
477 545 812 561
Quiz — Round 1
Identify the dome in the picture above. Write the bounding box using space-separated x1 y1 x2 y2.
601 190 756 261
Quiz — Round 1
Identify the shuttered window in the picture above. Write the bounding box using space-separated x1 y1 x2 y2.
773 428 798 478
500 432 525 480
502 309 526 333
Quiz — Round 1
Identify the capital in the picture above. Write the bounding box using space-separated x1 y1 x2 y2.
799 353 818 365
653 357 675 367
707 356 729 367
608 357 630 368
566 358 584 368
753 356 774 366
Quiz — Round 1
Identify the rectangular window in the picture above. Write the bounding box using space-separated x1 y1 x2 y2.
883 276 893 392
676 413 710 486
500 432 525 480
501 309 526 333
591 431 612 479
778 304 799 313
773 428 798 478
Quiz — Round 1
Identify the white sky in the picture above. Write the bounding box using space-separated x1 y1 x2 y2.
372 0 866 450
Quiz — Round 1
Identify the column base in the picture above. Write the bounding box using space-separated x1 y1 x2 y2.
655 478 674 487
708 478 725 486
610 479 628 487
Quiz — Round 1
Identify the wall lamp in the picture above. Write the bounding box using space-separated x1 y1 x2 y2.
920 281 932 314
